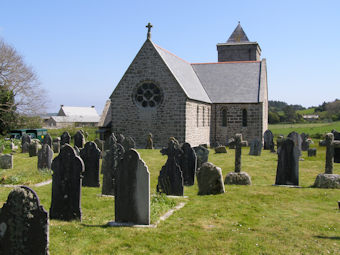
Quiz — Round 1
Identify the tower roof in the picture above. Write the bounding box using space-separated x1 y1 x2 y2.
227 22 249 43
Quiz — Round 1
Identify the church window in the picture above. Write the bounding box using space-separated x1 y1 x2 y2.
134 82 163 108
203 107 205 126
242 109 248 127
197 106 199 127
207 108 210 126
221 109 227 127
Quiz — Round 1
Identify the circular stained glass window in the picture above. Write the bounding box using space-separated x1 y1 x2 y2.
134 82 163 108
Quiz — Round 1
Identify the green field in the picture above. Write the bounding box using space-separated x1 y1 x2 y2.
1 144 339 254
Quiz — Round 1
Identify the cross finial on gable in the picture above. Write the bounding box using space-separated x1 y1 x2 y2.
146 22 153 40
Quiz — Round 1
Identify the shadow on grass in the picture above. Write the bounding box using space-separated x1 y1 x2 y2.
314 235 340 240
80 223 109 228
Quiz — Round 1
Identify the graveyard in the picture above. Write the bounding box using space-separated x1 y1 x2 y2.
0 125 339 254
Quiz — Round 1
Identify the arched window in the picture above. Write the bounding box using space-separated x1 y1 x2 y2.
242 109 247 127
221 109 227 127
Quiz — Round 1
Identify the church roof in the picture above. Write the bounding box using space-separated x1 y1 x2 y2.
192 61 263 103
227 23 249 43
153 43 212 103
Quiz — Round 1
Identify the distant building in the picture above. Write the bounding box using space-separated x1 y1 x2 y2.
46 105 100 128
302 114 319 120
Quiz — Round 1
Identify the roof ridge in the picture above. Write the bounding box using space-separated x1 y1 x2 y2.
192 60 260 65
153 43 191 65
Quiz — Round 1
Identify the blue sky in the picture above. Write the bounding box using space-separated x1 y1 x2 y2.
1 0 340 114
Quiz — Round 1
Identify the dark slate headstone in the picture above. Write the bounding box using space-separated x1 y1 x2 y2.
29 142 39 157
21 134 31 147
179 142 197 186
22 141 30 153
193 145 209 168
50 144 84 221
102 141 125 195
52 141 60 154
249 138 262 156
264 130 275 151
332 130 340 163
235 134 242 172
74 130 85 149
300 133 310 151
42 134 52 148
157 139 184 196
104 133 117 151
308 148 317 157
275 138 299 186
80 142 101 187
197 162 225 195
276 135 284 149
228 138 236 149
121 136 136 151
145 133 153 149
116 133 125 144
0 186 49 255
37 144 53 170
287 131 302 156
325 133 334 174
60 131 71 146
331 129 340 140
74 146 80 156
94 138 104 152
115 149 150 225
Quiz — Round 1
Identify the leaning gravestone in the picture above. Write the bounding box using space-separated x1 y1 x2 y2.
275 138 299 186
225 134 252 185
0 186 49 255
29 142 39 157
287 131 302 156
313 133 340 188
102 140 125 195
197 162 225 195
80 142 101 187
21 134 31 147
74 131 85 149
179 142 197 186
60 131 71 146
157 139 184 196
37 144 54 170
50 144 84 221
193 145 209 168
22 141 30 153
249 138 262 156
308 148 317 157
115 149 150 225
0 154 13 169
42 134 52 148
264 130 275 151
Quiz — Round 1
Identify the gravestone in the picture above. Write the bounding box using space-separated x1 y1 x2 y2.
319 140 326 146
80 142 101 187
102 140 125 195
264 130 275 151
121 136 136 151
0 186 49 254
116 133 125 144
73 146 80 156
145 133 153 149
0 154 13 169
197 162 225 195
42 134 52 148
29 142 39 157
50 144 84 221
22 142 30 153
215 146 227 153
300 133 310 151
104 133 117 150
276 135 284 149
157 139 184 196
60 131 71 146
179 142 197 186
74 131 85 149
331 129 340 140
249 138 262 156
275 138 299 186
37 144 53 170
235 134 242 173
228 138 235 149
308 148 317 157
193 145 209 168
52 141 60 154
115 149 150 225
94 138 104 152
287 131 302 156
332 129 340 163
21 134 31 147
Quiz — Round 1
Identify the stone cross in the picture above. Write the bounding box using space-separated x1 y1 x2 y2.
235 134 242 173
325 133 334 174
0 186 49 254
146 22 153 39
80 142 101 187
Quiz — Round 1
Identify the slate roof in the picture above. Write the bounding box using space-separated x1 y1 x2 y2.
192 61 262 103
58 106 100 117
51 115 100 123
227 23 249 43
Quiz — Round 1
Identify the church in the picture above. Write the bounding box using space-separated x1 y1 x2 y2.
102 23 268 148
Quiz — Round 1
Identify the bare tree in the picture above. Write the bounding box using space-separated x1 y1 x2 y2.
0 38 47 130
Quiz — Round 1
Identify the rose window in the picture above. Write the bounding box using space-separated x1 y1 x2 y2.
134 82 163 108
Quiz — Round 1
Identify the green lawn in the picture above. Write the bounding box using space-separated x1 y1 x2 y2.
1 146 339 254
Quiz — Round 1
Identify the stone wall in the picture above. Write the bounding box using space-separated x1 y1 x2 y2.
110 40 187 148
216 43 261 62
211 103 263 145
185 100 211 147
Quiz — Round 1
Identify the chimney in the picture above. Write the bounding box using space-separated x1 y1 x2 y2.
91 106 95 108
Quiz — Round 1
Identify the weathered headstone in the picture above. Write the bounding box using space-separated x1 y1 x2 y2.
22 141 30 153
331 129 340 140
300 133 310 151
157 139 184 196
215 146 227 153
102 141 125 195
42 134 52 148
308 148 317 157
0 186 49 254
228 138 235 149
276 135 284 149
197 162 225 195
60 131 71 146
115 149 150 225
264 130 275 151
319 140 326 146
73 146 80 156
325 133 334 174
52 141 60 154
80 142 101 187
235 134 242 173
275 138 299 186
145 133 154 149
21 134 31 147
74 130 85 149
332 130 340 163
50 144 84 221
38 144 54 170
287 131 302 156
121 136 136 151
104 133 117 150
249 138 262 156
116 133 125 144
0 154 13 169
193 145 209 168
94 138 104 152
179 142 197 186
29 142 39 157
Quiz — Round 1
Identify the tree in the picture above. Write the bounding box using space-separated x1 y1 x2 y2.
0 38 47 133
282 105 297 123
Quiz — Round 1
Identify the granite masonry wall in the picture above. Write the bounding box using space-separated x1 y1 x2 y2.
217 43 261 62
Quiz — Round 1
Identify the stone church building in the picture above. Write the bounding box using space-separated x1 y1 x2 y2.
104 23 268 148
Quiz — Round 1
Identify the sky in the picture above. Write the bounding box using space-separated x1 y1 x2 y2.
1 0 340 114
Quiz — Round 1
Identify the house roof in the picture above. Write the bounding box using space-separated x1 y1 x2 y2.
58 106 99 117
51 115 100 123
